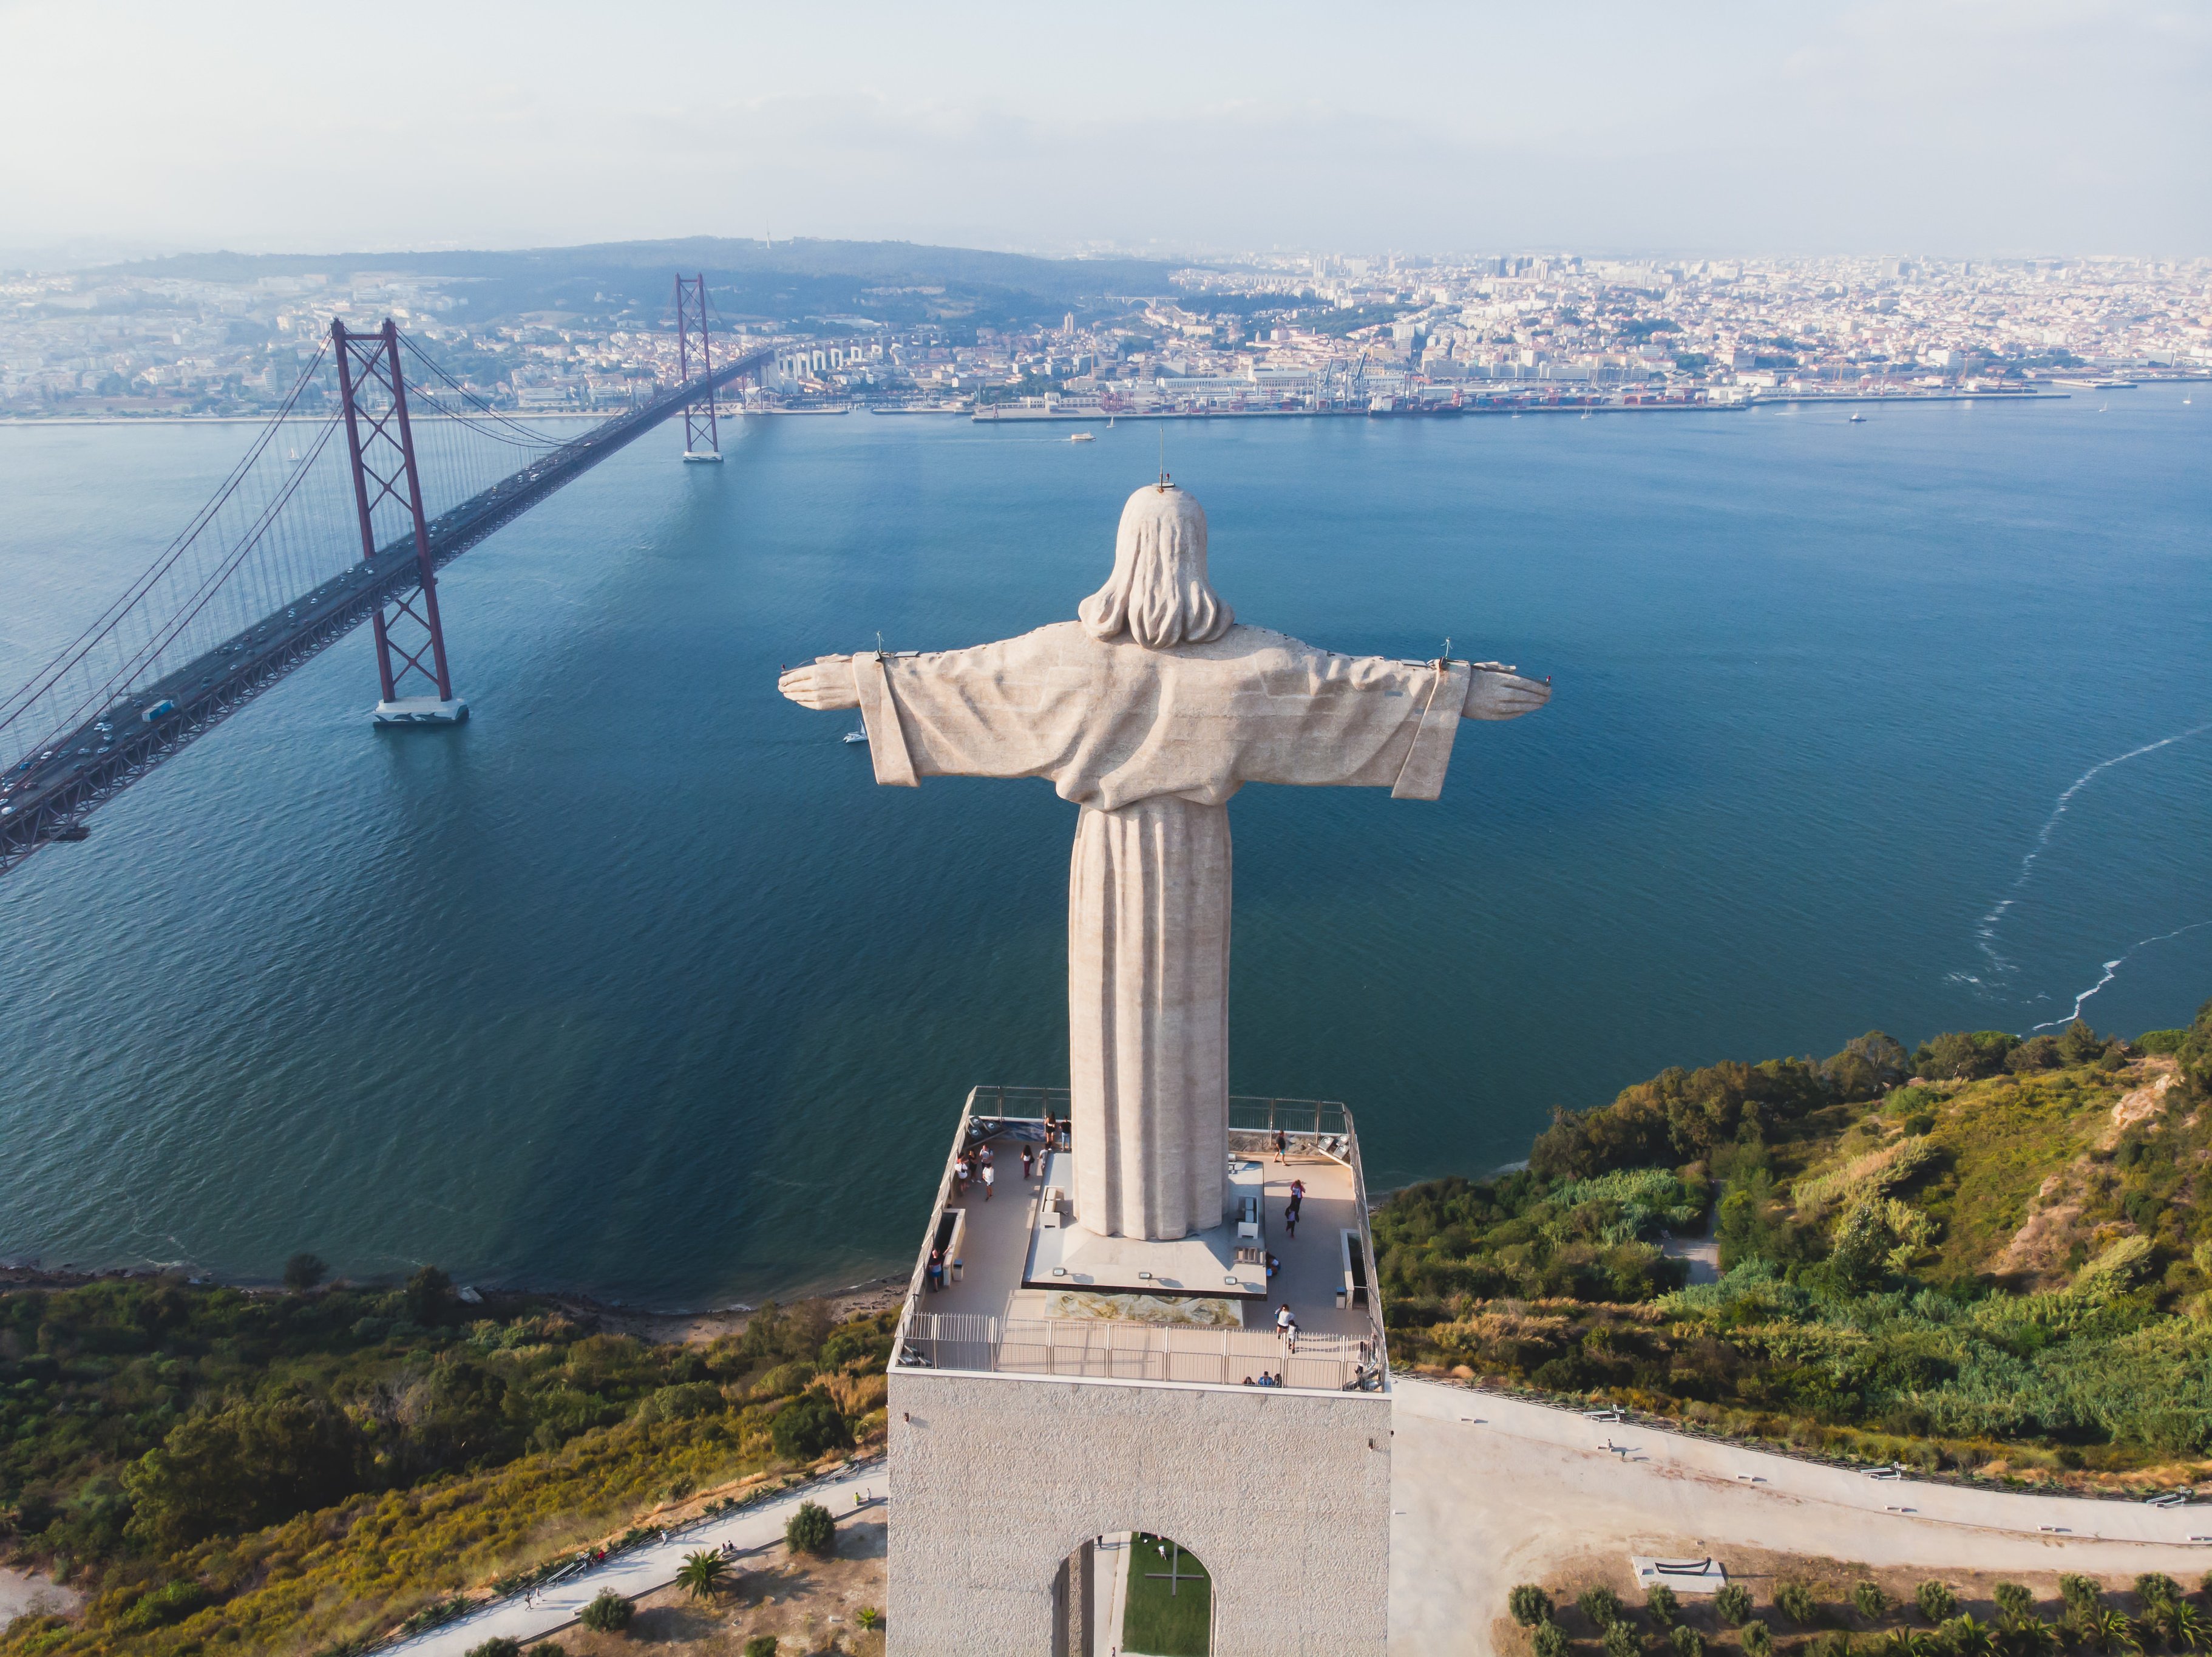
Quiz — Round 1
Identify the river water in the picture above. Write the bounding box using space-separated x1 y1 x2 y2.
2 395 2207 1306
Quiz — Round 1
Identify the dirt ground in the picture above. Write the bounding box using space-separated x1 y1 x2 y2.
552 1518 888 1656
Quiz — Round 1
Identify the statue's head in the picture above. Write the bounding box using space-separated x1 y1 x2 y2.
1079 483 1233 650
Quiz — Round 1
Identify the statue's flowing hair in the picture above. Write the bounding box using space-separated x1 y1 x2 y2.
1079 484 1233 650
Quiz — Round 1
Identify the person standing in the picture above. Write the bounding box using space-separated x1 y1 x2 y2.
1272 1127 1288 1164
982 1161 996 1200
1020 1145 1034 1180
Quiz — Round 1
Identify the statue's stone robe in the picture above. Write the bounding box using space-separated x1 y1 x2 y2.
853 621 1471 1240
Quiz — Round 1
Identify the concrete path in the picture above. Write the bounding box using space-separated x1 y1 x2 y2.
1389 1377 2212 1657
384 1460 884 1656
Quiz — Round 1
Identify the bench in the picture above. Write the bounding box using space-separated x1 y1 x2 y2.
1338 1228 1368 1308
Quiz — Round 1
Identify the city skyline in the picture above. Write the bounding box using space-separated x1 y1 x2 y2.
1 1 2207 264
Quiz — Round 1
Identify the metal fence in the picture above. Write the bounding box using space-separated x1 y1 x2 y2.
900 1313 1384 1393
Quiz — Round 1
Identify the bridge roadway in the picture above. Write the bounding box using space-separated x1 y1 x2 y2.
0 345 772 877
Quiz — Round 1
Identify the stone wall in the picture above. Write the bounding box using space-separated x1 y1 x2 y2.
887 1368 1391 1656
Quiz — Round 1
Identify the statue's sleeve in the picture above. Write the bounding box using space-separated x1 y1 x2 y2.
1235 653 1471 801
852 636 1081 789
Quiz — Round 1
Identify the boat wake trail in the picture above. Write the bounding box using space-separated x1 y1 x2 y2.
1966 718 2212 988
2030 919 2212 1032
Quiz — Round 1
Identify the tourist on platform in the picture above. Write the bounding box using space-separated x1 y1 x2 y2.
953 1154 970 1195
982 1161 996 1200
1283 1205 1298 1239
1272 1127 1289 1163
1020 1145 1034 1179
1266 1253 1280 1282
1288 1177 1305 1216
1241 1375 1255 1386
927 1248 946 1292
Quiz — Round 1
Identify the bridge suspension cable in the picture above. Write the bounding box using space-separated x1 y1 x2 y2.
1 302 777 877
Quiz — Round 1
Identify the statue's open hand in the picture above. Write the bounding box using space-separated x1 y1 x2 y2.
1462 664 1551 721
778 656 861 711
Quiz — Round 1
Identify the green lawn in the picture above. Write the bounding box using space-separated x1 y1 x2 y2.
1121 1534 1212 1656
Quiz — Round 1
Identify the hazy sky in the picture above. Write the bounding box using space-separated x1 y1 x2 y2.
1 0 2205 261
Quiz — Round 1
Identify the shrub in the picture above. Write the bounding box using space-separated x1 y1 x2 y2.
1647 1584 1680 1628
1672 1627 1705 1657
1856 1582 1888 1622
1511 1585 1555 1627
1535 1624 1572 1657
579 1590 634 1632
1717 1584 1755 1626
1995 1584 2035 1624
283 1252 328 1291
2061 1577 2105 1621
1778 1580 1820 1624
770 1390 855 1462
1604 1622 1640 1657
1918 1581 1959 1624
857 1607 881 1630
1743 1619 1774 1657
785 1499 836 1557
2136 1576 2182 1613
466 1641 522 1657
744 1638 779 1657
1579 1585 1627 1628
528 1645 568 1657
1810 1634 1854 1657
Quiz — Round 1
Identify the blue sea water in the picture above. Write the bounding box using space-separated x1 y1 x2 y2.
1 394 2207 1307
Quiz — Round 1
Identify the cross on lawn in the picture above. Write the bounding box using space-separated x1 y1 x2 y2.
1145 1538 1199 1597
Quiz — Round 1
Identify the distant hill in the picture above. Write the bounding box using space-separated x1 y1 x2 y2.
106 237 1184 333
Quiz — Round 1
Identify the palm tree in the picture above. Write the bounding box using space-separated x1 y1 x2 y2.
677 1548 728 1601
2075 1608 2142 1655
2167 1604 2205 1653
2008 1619 2063 1657
1949 1614 1998 1657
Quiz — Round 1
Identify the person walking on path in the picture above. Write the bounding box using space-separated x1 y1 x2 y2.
1021 1145 1034 1179
1284 1205 1297 1239
1272 1128 1289 1163
982 1162 996 1200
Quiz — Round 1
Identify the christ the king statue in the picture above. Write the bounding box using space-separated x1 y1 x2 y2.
779 481 1549 1244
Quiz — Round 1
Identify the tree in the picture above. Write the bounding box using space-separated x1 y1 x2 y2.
1510 1586 1555 1627
405 1265 456 1326
771 1390 854 1462
124 1395 367 1551
1672 1628 1705 1657
579 1590 634 1633
1856 1583 1888 1622
1535 1629 1572 1657
676 1549 727 1601
785 1500 836 1557
1579 1585 1626 1628
1917 1582 1959 1624
1824 1033 1910 1100
1647 1584 1680 1628
283 1253 328 1291
1716 1585 1754 1627
744 1637 779 1657
1946 1614 1996 1657
1744 1621 1774 1657
1993 1584 2034 1625
1604 1622 1640 1657
1778 1582 1819 1624
466 1641 523 1657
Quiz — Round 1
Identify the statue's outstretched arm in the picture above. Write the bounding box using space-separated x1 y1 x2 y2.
779 655 860 711
1461 663 1550 721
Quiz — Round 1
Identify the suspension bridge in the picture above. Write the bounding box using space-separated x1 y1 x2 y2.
0 275 760 878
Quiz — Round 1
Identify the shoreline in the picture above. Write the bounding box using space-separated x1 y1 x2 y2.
0 1259 909 1344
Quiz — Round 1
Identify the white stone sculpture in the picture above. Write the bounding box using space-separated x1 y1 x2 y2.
780 482 1549 1242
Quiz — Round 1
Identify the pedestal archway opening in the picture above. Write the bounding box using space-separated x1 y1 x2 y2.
1054 1531 1213 1657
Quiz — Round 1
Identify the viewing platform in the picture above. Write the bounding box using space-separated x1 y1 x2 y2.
891 1087 1389 1395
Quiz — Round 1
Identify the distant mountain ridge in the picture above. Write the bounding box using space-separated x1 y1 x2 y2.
104 237 1182 330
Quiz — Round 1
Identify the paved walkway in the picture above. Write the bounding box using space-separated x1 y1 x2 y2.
1389 1377 2212 1657
384 1460 884 1656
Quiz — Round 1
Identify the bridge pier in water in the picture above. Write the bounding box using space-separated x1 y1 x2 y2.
333 319 469 727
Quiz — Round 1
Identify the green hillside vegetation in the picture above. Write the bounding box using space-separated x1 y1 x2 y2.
1379 999 2212 1484
0 1273 892 1656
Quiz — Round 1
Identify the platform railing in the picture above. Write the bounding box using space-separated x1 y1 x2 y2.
898 1312 1385 1393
